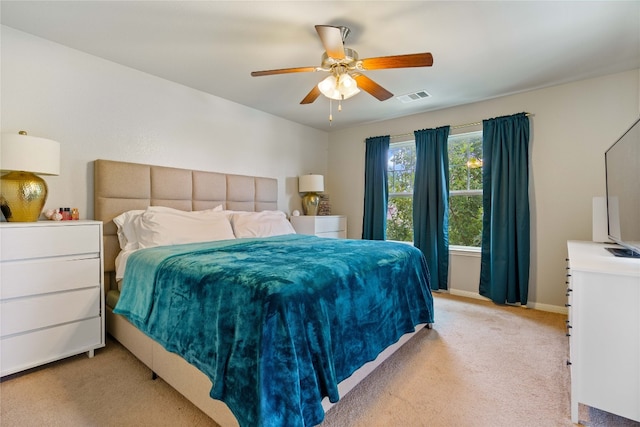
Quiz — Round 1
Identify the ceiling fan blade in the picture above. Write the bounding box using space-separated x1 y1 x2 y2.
251 66 317 77
300 86 322 104
360 53 433 70
315 25 345 59
353 74 394 101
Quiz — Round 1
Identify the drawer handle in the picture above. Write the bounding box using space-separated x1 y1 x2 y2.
565 303 571 307
566 360 572 366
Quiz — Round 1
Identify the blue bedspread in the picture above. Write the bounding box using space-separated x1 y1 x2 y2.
115 234 433 427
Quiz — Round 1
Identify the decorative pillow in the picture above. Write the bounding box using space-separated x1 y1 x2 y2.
113 210 145 251
230 210 296 238
137 206 234 248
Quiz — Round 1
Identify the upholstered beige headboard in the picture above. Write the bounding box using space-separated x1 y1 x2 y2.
94 159 278 275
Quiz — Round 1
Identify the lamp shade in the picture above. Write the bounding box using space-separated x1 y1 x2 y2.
1 132 60 175
298 174 324 193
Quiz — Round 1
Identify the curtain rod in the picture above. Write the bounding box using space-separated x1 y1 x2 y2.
387 112 533 139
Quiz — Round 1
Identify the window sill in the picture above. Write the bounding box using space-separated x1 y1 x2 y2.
386 239 414 245
386 241 480 257
449 245 481 257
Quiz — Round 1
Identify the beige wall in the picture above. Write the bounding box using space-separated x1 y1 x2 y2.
327 69 640 311
1 26 329 217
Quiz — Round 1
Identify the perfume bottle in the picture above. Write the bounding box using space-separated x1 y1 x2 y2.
71 208 79 220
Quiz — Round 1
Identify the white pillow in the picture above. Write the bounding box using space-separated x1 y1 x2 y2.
137 206 235 248
113 210 145 251
115 248 136 283
145 205 223 215
230 210 296 238
112 206 225 251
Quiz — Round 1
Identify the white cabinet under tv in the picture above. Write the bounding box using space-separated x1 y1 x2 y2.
566 240 640 423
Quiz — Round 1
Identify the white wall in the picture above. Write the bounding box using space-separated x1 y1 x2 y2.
1 26 329 218
327 69 640 311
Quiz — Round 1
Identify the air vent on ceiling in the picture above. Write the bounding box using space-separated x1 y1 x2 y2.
396 90 431 104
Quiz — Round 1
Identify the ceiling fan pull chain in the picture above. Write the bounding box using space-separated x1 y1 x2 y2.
329 99 333 124
338 95 343 112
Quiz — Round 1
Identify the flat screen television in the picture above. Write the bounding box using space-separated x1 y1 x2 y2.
605 116 640 258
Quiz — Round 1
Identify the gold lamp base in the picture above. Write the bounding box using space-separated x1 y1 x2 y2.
301 192 320 216
0 171 48 222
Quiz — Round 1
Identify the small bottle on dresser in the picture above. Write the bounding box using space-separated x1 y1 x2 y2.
60 208 71 220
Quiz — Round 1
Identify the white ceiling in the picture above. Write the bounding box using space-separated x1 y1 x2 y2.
2 1 639 132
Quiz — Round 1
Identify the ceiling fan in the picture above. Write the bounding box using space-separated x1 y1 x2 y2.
251 25 434 106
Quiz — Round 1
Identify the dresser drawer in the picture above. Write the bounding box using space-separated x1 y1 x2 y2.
0 317 102 376
1 257 100 299
0 223 100 261
290 215 347 237
1 287 100 337
316 230 347 238
315 216 346 233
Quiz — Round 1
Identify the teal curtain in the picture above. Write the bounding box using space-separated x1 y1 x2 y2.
362 135 390 240
479 113 530 304
413 126 450 290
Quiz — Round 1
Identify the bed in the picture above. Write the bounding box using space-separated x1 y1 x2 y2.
94 159 434 427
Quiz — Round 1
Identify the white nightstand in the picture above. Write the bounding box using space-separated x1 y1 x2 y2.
0 220 105 376
290 215 347 238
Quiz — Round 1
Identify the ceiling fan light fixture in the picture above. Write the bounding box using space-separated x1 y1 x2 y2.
318 75 337 97
338 73 356 89
317 73 360 101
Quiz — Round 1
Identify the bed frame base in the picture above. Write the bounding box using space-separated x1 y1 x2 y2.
107 307 239 426
107 306 426 426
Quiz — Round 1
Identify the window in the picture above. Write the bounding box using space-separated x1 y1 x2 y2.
448 132 483 247
387 141 416 242
386 131 483 248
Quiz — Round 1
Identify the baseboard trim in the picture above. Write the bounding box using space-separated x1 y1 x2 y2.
446 289 568 315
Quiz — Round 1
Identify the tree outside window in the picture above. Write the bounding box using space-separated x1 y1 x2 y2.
386 131 483 248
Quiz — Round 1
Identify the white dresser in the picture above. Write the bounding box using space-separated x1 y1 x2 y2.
0 220 105 376
566 240 640 423
290 215 347 238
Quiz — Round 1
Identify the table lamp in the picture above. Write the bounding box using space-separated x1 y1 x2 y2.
298 174 324 216
1 131 60 222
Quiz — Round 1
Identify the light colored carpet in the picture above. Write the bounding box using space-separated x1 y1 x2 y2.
1 293 638 427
